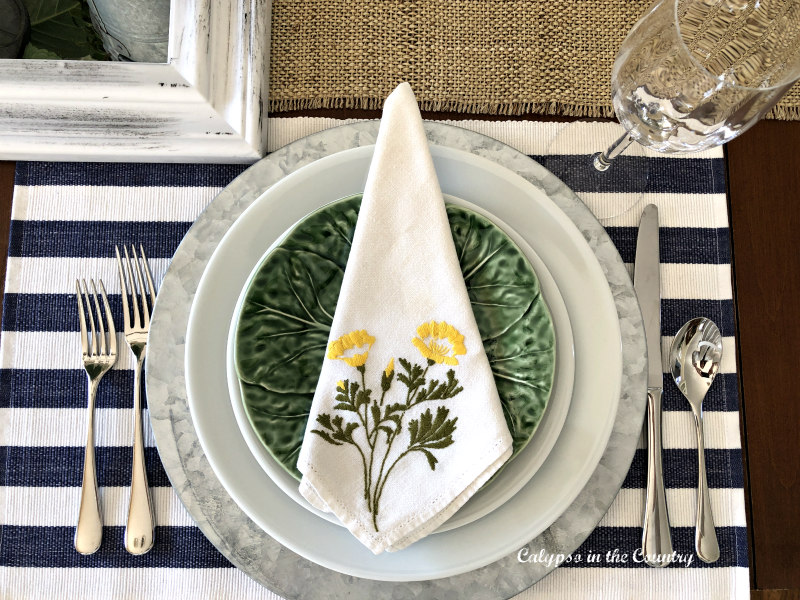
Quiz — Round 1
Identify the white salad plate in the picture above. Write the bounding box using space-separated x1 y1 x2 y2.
185 144 622 581
225 194 576 532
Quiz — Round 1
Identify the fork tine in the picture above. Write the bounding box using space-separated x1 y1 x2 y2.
124 245 141 329
116 246 131 331
90 280 106 356
140 244 156 319
82 279 97 357
131 245 150 329
99 280 117 356
76 279 88 355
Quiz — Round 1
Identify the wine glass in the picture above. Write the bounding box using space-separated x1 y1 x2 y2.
548 0 800 220
600 0 800 164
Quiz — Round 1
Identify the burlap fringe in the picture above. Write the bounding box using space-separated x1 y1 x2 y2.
271 96 800 121
269 97 618 118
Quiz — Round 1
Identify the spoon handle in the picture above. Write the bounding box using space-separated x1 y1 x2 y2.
692 408 720 563
642 388 673 567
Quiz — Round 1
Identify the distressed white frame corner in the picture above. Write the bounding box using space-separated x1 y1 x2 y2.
0 0 271 163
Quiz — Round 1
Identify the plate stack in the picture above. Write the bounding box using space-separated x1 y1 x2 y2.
148 123 646 590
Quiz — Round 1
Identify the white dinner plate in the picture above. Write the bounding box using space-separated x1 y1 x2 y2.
185 144 622 581
224 195 576 532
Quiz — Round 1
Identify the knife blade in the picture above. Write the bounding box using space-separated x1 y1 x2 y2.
634 204 673 568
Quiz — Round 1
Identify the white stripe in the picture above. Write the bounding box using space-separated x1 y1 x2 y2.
3 256 171 294
0 486 193 527
5 259 730 300
600 487 746 528
581 194 730 228
11 185 220 222
513 567 749 600
660 411 742 450
0 331 739 375
266 117 725 160
0 332 137 370
0 408 158 448
12 187 728 229
622 263 733 300
0 568 281 600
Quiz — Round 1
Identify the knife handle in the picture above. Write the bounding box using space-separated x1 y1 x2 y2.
642 387 673 567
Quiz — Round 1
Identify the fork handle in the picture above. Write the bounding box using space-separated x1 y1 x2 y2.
125 353 155 554
75 377 102 554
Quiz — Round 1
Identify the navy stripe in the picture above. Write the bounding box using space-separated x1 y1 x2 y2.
0 525 231 568
1 446 170 487
0 369 136 409
0 369 741 414
532 155 726 194
1 294 735 338
3 293 127 332
662 299 735 337
8 221 189 259
552 526 747 568
662 372 740 412
605 227 731 265
622 448 744 489
15 161 248 188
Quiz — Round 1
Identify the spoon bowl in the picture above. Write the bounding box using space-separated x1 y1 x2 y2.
669 317 722 563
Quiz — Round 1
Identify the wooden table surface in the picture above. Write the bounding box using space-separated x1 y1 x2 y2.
0 119 798 600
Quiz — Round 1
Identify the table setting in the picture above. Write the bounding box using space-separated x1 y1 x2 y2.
3 0 799 597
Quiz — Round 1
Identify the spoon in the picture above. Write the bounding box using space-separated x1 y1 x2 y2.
669 317 722 563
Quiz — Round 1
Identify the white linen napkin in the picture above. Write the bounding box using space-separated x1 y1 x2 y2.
296 83 513 554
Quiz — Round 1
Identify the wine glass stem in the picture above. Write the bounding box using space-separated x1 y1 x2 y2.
593 131 637 171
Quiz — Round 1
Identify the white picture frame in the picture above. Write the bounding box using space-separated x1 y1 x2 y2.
0 0 270 163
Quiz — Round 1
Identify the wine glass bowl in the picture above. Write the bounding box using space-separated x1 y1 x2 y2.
611 0 800 154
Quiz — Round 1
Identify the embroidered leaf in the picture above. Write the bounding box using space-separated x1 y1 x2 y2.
333 403 358 412
396 358 426 392
385 403 405 416
377 425 394 436
370 403 381 426
408 406 458 447
355 388 371 409
311 429 343 446
316 413 335 431
414 369 464 404
416 448 439 470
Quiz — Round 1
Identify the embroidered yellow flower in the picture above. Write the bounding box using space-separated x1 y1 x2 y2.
327 329 376 367
336 380 345 391
384 358 394 377
412 321 466 365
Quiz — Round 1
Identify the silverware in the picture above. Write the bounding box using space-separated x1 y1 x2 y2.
634 204 673 567
116 245 157 555
669 317 722 563
74 279 117 555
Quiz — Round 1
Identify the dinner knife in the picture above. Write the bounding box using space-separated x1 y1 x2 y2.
634 204 673 568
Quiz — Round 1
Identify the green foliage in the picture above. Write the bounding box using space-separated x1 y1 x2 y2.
313 354 464 531
22 0 109 60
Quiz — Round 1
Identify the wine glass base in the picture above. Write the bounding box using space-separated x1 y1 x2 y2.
542 123 650 222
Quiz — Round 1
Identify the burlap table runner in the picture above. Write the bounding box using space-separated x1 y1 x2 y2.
269 0 800 119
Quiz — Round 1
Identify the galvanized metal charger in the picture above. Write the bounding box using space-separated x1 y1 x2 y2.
145 121 647 599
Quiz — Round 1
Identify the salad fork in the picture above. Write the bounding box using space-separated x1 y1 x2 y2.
75 279 117 555
116 245 157 555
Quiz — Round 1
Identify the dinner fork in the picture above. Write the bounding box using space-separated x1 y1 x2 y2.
75 279 117 555
116 245 157 555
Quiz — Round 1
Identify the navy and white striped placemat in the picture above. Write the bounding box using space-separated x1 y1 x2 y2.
0 120 748 599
